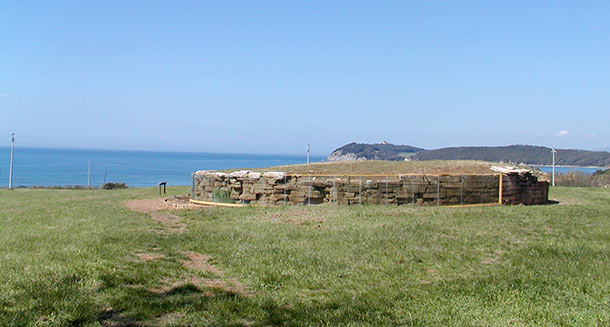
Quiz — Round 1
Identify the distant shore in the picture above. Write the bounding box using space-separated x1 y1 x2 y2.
531 164 609 169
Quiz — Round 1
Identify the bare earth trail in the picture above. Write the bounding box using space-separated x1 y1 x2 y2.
121 196 249 314
123 196 204 234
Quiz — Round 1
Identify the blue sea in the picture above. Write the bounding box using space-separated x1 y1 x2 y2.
535 166 603 175
0 147 325 188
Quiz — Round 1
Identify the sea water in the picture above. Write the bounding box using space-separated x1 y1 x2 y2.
0 147 324 188
1 147 603 188
535 166 602 175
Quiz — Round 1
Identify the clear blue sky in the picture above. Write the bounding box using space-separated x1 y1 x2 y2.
1 1 609 155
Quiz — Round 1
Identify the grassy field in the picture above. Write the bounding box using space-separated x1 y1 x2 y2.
0 186 608 326
227 160 512 175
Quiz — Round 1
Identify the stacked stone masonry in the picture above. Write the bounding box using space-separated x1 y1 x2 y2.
501 172 549 205
192 170 549 206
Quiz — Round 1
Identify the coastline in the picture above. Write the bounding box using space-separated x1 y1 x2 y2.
0 147 325 188
531 164 609 169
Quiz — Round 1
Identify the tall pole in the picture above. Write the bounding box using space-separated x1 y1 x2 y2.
551 148 557 186
8 133 14 189
87 160 91 190
306 144 310 164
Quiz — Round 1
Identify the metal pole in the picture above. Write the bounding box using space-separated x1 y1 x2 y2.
284 174 287 206
191 174 196 199
551 148 557 186
333 176 337 205
8 133 14 189
307 175 311 206
412 175 415 205
103 168 108 185
437 176 440 206
87 160 91 190
480 175 484 204
359 177 362 205
460 175 463 205
385 180 389 205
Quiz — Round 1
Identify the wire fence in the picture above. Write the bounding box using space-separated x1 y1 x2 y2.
192 172 503 207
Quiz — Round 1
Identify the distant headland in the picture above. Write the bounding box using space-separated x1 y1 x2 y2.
327 142 610 167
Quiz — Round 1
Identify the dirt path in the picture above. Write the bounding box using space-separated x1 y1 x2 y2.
124 196 247 294
124 196 208 234
98 197 250 325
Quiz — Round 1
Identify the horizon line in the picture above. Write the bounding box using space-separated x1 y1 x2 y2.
0 144 329 158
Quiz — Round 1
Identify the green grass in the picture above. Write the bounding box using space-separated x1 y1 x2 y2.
228 160 514 175
212 189 235 204
0 186 608 326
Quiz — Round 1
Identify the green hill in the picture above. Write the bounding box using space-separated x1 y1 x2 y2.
328 143 610 167
414 145 610 166
327 142 424 161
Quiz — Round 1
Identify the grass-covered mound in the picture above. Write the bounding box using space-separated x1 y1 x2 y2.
1 186 608 326
238 160 508 175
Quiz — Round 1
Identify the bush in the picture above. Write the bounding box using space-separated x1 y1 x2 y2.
554 171 610 187
28 185 87 189
101 182 128 190
212 189 234 203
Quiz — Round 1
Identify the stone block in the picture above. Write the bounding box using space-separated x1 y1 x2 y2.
239 192 257 201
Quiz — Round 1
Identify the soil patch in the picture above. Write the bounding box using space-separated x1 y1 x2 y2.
124 196 205 213
134 252 165 262
124 196 207 234
182 252 222 275
148 276 248 297
179 251 249 295
481 249 505 265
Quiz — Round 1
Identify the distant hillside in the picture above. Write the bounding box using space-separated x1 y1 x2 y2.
414 145 610 166
327 143 610 167
327 142 424 161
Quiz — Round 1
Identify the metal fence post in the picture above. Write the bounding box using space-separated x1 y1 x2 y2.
284 174 287 206
347 176 350 205
308 175 311 206
437 176 440 206
359 177 362 205
385 179 389 205
480 175 484 204
460 175 464 205
191 174 195 199
412 175 415 205
333 176 337 205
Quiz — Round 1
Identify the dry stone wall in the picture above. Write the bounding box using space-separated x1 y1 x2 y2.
501 172 549 205
192 170 548 206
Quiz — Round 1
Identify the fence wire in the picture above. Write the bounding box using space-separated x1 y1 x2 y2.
194 173 502 207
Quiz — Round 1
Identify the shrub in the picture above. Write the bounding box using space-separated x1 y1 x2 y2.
101 182 128 190
212 189 234 203
28 185 87 189
554 171 610 187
